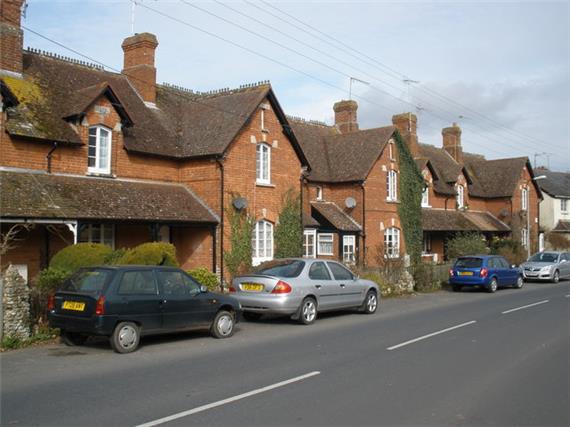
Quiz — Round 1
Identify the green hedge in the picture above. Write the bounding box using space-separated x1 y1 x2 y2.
115 242 179 266
188 267 219 291
50 243 113 273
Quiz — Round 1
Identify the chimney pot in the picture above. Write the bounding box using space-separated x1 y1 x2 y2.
333 100 358 133
121 32 159 104
442 123 463 164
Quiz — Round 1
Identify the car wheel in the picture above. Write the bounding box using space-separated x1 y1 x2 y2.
61 331 88 346
362 291 378 314
298 297 317 325
552 270 560 284
243 312 262 322
514 275 524 289
110 322 140 354
452 284 462 292
211 310 235 339
487 278 498 293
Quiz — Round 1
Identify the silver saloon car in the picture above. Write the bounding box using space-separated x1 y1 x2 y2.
230 259 379 324
521 251 570 283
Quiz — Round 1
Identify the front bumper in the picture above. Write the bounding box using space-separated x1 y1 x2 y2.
522 270 553 281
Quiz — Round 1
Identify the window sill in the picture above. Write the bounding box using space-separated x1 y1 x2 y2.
386 199 400 204
421 205 431 208
256 182 275 188
86 171 115 178
318 253 334 256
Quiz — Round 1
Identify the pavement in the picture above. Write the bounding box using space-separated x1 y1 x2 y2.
1 281 568 427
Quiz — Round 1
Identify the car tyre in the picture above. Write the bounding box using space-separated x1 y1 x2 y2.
514 275 524 289
487 278 498 293
61 331 88 346
211 310 235 339
552 270 560 284
362 291 378 314
110 322 140 354
297 297 317 325
452 284 462 292
243 312 262 322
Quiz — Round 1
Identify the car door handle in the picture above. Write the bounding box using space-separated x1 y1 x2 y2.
315 284 322 289
340 284 346 288
159 299 167 305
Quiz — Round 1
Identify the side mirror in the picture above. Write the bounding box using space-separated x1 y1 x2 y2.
200 285 208 293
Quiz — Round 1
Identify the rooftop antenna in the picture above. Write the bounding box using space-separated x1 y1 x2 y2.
402 77 419 104
349 77 369 100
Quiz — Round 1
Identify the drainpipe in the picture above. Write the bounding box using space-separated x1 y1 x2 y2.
216 157 225 290
361 182 366 268
46 142 58 173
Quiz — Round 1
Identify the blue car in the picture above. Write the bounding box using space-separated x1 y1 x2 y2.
449 255 524 293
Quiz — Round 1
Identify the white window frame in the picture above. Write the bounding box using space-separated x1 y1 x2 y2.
342 235 356 263
252 220 273 265
78 223 115 248
388 142 395 161
521 187 528 211
303 229 316 258
521 227 528 248
317 233 334 256
457 185 465 209
421 185 430 207
384 227 400 258
422 232 432 255
316 186 323 201
256 143 271 185
561 198 568 212
88 125 112 174
387 170 398 201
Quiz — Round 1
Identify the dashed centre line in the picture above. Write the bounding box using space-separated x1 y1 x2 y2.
501 300 549 314
387 321 477 351
134 371 321 427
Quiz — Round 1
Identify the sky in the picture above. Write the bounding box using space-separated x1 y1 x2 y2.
23 0 570 171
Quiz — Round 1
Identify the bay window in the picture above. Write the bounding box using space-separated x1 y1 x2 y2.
317 233 334 256
303 229 316 258
343 235 356 263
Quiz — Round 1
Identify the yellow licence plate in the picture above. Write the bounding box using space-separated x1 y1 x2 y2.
62 301 86 311
241 283 264 292
459 271 474 276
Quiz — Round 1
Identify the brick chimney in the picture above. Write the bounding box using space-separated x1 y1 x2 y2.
0 0 24 75
333 100 358 133
121 32 158 104
442 123 463 164
392 112 419 157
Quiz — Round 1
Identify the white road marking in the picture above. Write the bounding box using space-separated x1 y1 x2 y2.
565 295 570 298
387 321 477 351
134 371 321 427
502 300 549 314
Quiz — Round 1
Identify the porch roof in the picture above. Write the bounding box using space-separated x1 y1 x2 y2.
552 220 570 232
422 209 509 233
311 201 361 232
0 170 219 224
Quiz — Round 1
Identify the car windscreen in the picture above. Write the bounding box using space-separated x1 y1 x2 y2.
528 252 559 263
254 260 305 278
455 258 483 268
61 268 114 294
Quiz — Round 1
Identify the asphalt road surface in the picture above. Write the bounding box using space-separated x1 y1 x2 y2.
2 281 568 427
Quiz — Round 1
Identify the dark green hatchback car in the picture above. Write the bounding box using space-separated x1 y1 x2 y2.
48 266 241 353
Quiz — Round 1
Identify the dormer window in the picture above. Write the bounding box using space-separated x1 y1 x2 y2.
256 143 271 184
316 186 323 201
88 126 111 174
456 185 465 209
421 185 430 207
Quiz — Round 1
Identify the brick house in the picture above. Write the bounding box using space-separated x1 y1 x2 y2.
291 100 405 267
392 112 542 261
0 2 308 283
534 168 570 249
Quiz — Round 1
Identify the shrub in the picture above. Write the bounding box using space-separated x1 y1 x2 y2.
412 263 444 293
36 267 70 292
116 242 178 266
446 232 489 260
490 237 527 265
224 202 254 278
359 268 412 297
50 243 113 273
188 267 219 291
103 248 127 265
546 232 570 250
274 189 303 258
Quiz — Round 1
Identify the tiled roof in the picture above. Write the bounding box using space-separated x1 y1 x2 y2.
2 52 306 162
464 157 530 198
535 169 570 198
302 213 321 228
422 209 510 232
552 220 570 232
291 119 395 183
0 170 218 223
311 201 361 232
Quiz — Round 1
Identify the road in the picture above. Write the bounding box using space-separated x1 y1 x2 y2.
1 281 568 427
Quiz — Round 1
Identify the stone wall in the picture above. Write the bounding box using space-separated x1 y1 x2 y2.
1 265 31 340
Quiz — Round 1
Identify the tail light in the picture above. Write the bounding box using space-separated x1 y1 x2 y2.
229 286 237 293
480 268 489 278
271 280 292 294
95 296 106 316
449 269 454 277
47 294 55 311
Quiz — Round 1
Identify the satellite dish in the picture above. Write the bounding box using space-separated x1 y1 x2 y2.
345 197 357 209
232 197 248 210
